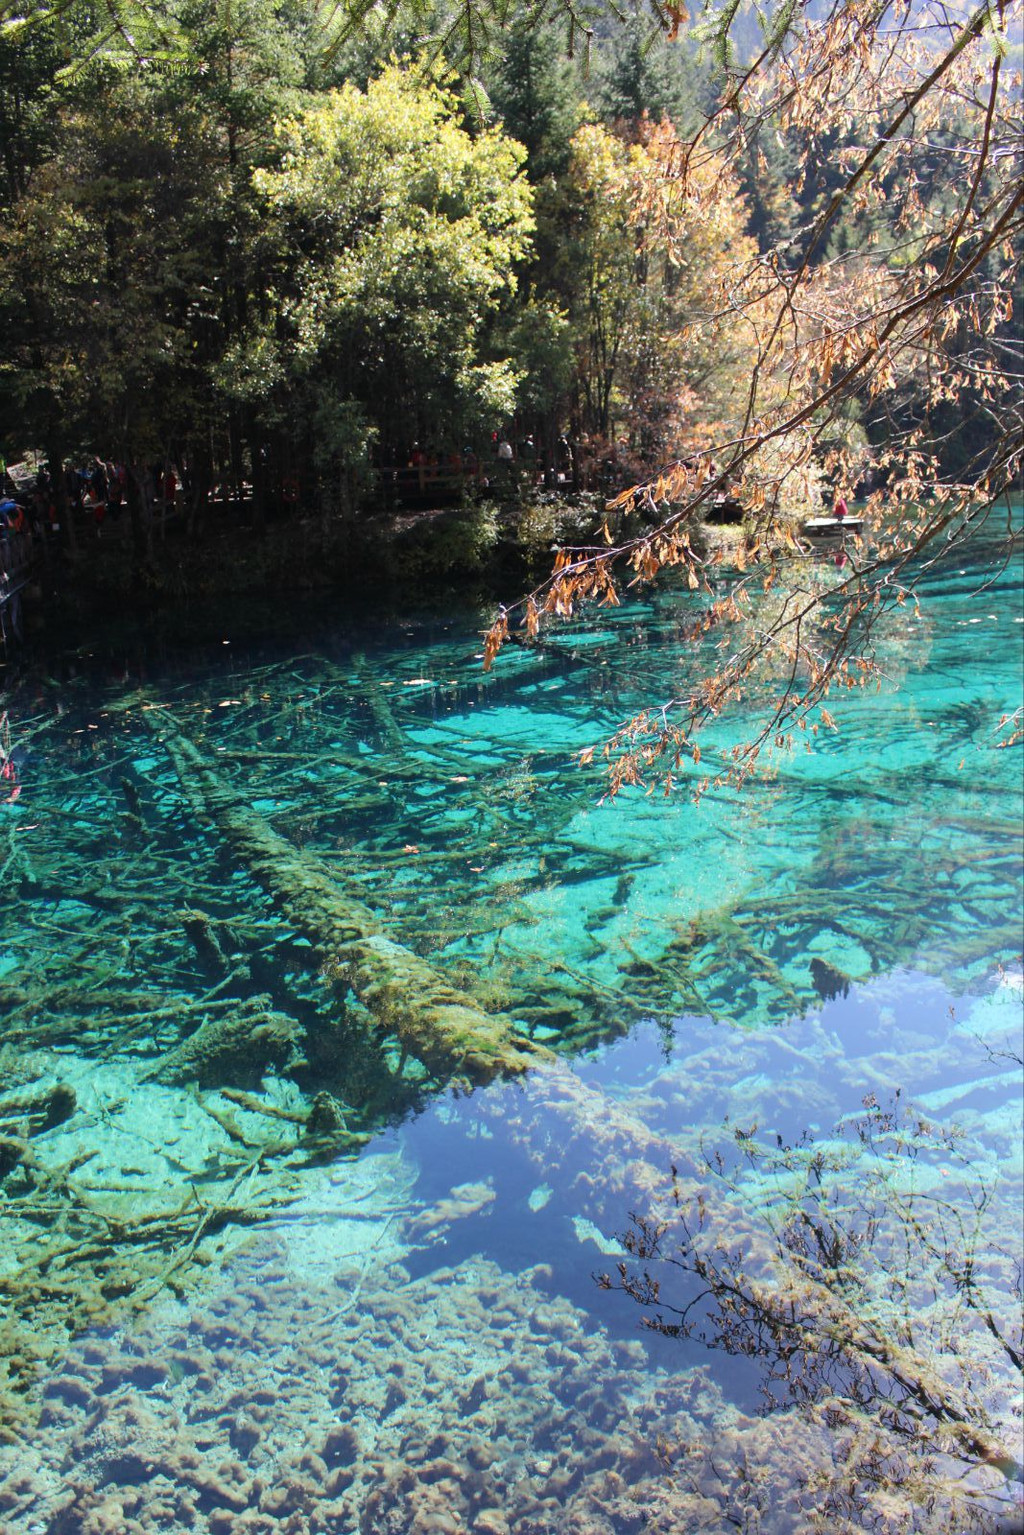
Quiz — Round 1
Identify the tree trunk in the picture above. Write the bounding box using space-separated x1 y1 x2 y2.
127 462 154 570
44 433 74 553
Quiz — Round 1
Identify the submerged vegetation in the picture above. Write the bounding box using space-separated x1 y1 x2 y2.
606 1092 1024 1528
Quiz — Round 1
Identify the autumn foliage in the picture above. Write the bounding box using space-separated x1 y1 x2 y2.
484 0 1023 797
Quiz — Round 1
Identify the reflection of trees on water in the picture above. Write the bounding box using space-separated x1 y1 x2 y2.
603 1091 1024 1532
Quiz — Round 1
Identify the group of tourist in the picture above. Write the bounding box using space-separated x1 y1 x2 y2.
0 459 184 545
384 432 580 493
57 460 180 530
405 443 482 483
491 432 577 486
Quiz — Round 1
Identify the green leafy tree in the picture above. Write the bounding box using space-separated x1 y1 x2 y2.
160 0 311 525
486 20 580 181
235 63 534 487
0 0 312 543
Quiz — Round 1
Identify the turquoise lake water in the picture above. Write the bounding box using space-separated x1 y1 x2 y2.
0 512 1021 1532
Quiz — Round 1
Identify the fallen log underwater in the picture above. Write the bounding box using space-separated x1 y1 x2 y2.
144 707 549 1085
139 706 1019 1489
474 1068 1023 1488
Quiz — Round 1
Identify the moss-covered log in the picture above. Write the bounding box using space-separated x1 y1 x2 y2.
144 997 304 1087
146 708 549 1084
0 1083 77 1137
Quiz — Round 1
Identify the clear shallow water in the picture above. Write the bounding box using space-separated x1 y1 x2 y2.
0 515 1021 1532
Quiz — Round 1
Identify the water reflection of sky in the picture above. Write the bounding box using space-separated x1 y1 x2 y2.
389 960 1023 1334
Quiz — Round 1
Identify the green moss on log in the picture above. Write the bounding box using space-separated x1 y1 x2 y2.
146 709 550 1084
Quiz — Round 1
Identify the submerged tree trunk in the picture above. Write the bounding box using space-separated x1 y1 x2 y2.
476 1066 1021 1487
145 708 549 1085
